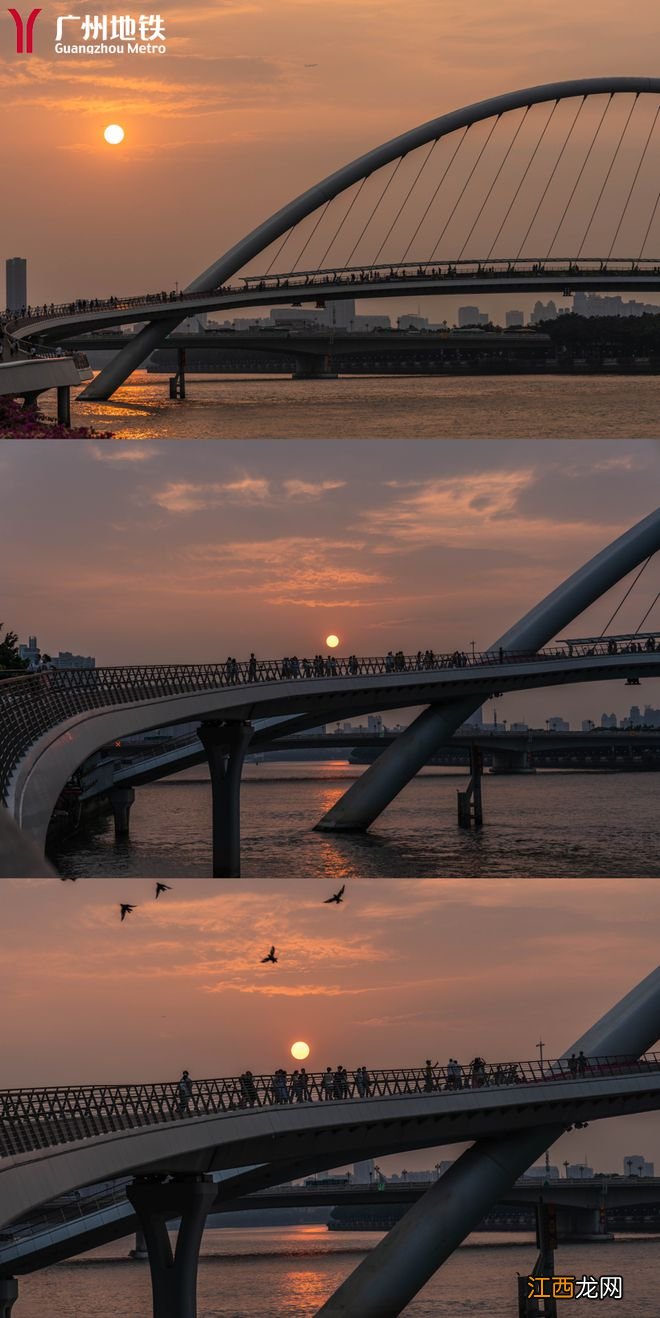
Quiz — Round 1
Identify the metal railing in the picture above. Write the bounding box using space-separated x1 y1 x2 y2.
1 1055 659 1161
6 258 660 334
2 637 659 805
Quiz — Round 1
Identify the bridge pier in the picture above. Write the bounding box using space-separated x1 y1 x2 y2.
293 353 338 379
127 1176 216 1318
518 1203 558 1317
169 348 186 400
129 1227 149 1259
110 786 136 840
0 1279 18 1317
457 745 483 827
56 384 71 426
197 720 253 876
490 748 535 774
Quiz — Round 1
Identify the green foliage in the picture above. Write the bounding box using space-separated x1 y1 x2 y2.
0 624 27 672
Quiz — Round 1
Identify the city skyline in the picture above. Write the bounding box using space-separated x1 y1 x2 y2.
4 877 660 1173
2 439 659 725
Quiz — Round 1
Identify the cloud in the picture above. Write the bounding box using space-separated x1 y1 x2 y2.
152 478 272 511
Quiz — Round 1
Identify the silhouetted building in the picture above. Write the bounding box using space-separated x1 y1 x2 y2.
6 257 27 313
505 309 524 327
458 305 488 327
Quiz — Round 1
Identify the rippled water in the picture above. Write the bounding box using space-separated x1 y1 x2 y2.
37 372 660 438
14 1227 660 1316
51 764 660 878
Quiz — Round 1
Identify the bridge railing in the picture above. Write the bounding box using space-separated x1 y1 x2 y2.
1 1055 659 1160
2 636 659 805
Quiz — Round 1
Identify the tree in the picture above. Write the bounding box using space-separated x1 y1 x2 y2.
0 624 27 672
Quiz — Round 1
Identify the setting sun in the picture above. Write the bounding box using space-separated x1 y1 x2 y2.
103 124 125 145
325 634 339 649
291 1041 310 1060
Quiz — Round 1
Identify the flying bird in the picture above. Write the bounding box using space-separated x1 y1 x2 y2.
261 946 278 963
155 883 172 899
324 885 345 904
120 903 136 921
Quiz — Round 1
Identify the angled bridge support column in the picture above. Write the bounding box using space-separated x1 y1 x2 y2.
315 964 660 1318
197 720 253 877
127 1176 216 1318
78 316 182 401
316 506 660 833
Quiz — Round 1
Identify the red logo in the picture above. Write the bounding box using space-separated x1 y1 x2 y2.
8 7 41 53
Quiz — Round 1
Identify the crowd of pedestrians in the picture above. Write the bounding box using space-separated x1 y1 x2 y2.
173 1053 607 1117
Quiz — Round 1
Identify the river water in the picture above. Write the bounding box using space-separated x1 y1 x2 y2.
14 1227 660 1316
51 764 660 878
39 372 660 438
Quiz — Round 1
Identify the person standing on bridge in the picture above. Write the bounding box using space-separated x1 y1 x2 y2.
423 1060 436 1092
177 1070 193 1117
322 1066 334 1100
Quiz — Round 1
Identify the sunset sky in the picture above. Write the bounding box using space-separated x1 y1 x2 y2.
4 0 660 312
2 438 659 725
3 877 660 1172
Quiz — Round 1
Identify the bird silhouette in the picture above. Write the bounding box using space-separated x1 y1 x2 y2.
261 946 278 963
120 903 136 921
324 884 345 904
155 883 172 899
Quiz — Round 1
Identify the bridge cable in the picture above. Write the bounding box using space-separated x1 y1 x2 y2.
457 106 531 262
485 101 559 260
577 95 639 259
399 126 470 263
318 175 369 269
372 138 439 266
608 101 660 259
290 199 333 272
598 555 652 637
344 155 406 267
429 116 501 261
264 227 297 277
635 590 660 634
515 96 586 260
638 134 660 257
545 94 613 260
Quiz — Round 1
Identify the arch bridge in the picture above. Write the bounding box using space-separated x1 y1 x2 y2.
10 77 660 399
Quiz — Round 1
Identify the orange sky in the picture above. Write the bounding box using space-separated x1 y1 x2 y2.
4 0 660 303
3 877 660 1172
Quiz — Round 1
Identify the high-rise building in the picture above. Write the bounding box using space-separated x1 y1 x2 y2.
6 257 27 313
328 298 355 329
624 1155 654 1177
458 305 488 327
505 310 524 327
352 1159 375 1183
547 716 569 732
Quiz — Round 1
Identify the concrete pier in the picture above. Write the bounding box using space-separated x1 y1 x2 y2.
127 1177 216 1318
457 745 483 827
0 1279 18 1317
197 720 253 876
110 786 136 840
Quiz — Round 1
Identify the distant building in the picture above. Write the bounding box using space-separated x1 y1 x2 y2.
505 309 524 328
352 1159 375 1183
367 714 384 734
458 305 488 327
18 636 95 669
510 721 529 732
567 1164 594 1179
6 257 27 314
581 719 596 732
530 299 558 324
573 291 660 318
600 712 618 729
398 314 429 330
328 298 355 330
546 716 569 732
624 1155 655 1177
